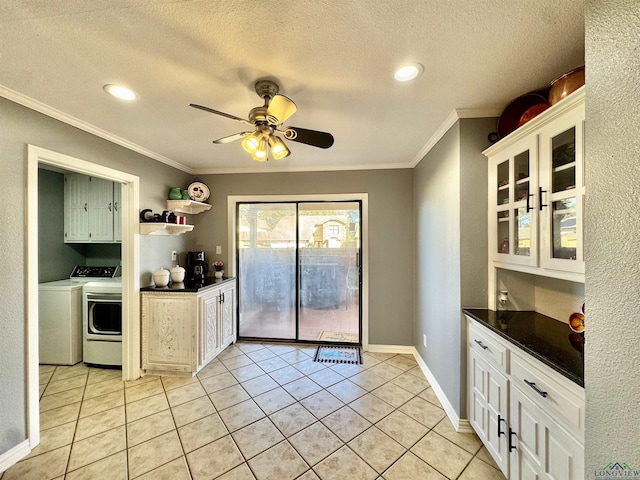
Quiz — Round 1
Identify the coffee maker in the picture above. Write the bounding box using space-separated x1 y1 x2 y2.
186 251 208 283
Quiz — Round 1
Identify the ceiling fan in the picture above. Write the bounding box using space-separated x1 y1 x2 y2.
190 80 334 161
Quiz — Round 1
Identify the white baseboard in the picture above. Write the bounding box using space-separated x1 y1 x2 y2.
360 344 472 433
365 344 415 355
0 440 30 474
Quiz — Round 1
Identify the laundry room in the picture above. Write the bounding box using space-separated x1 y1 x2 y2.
38 166 122 368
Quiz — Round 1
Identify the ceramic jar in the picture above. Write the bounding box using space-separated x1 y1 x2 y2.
169 187 182 200
153 268 170 287
181 189 191 200
170 265 186 283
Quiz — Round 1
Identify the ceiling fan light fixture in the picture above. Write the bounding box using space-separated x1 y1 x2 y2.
269 135 290 160
241 131 262 153
251 137 268 162
103 84 137 101
394 63 424 82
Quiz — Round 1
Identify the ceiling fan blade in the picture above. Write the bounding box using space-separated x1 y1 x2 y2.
283 127 334 149
266 95 297 125
212 132 251 144
189 103 253 126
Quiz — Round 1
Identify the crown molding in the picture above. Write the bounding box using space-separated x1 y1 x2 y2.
410 107 502 168
3 84 501 175
0 84 195 174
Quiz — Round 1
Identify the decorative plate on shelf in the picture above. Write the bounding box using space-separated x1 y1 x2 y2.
187 181 210 202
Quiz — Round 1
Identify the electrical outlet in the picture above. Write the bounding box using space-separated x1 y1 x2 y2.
171 250 177 261
216 245 222 255
423 334 427 348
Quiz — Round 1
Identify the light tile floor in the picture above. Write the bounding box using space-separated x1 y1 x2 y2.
2 342 506 480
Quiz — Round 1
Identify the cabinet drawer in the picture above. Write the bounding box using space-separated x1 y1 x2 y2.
468 321 508 373
511 351 584 437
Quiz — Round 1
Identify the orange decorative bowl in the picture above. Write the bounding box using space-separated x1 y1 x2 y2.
569 312 585 333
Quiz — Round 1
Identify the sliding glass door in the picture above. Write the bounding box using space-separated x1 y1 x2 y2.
237 201 361 343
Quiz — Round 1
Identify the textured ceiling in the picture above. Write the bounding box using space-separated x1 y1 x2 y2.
0 1 585 173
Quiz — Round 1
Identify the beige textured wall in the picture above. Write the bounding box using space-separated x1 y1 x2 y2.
585 0 640 474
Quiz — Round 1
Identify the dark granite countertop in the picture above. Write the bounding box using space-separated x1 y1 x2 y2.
463 309 584 387
141 276 235 293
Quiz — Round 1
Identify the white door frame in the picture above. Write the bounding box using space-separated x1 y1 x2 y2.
26 145 140 449
227 194 369 350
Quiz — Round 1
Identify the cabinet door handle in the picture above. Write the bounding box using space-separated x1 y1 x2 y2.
84 202 88 212
108 202 112 212
526 192 534 212
538 187 548 210
508 428 518 452
114 201 118 212
524 379 548 398
498 415 506 437
474 339 489 350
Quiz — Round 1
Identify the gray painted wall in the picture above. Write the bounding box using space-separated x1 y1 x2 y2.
585 1 640 474
195 169 415 346
0 97 191 454
413 118 493 418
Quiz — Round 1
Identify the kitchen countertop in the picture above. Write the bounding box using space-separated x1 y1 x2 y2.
141 276 235 293
463 309 584 387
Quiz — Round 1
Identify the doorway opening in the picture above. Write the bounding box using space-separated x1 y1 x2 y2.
236 200 363 344
26 145 140 449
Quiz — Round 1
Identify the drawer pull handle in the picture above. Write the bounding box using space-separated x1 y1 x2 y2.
508 428 518 452
524 379 548 398
498 415 505 437
474 339 489 350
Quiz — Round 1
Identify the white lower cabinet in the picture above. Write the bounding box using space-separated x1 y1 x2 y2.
142 279 236 375
469 347 510 474
510 384 584 480
467 316 584 480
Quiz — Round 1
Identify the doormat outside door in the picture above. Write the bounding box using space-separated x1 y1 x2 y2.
317 330 359 343
314 346 362 364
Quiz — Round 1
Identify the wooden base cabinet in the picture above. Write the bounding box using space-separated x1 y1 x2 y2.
466 316 584 480
142 279 236 376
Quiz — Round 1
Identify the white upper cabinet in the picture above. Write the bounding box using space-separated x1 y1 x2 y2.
64 173 120 243
64 173 90 242
485 87 585 282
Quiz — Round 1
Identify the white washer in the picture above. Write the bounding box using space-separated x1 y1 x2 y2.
39 266 120 365
39 280 84 365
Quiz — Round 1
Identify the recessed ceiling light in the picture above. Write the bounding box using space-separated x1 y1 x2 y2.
103 84 137 101
394 63 424 82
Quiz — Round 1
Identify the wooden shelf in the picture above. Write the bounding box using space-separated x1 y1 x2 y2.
166 200 212 214
139 223 194 236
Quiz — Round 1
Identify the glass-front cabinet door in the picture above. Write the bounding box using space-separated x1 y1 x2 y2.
489 137 538 267
538 105 585 274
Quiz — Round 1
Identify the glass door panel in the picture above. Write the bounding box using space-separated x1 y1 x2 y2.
238 203 296 339
551 127 576 193
514 151 530 202
497 160 509 206
298 202 360 343
497 210 509 254
551 198 577 260
237 201 361 344
514 207 532 257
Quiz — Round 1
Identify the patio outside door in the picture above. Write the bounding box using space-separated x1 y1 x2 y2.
237 201 361 343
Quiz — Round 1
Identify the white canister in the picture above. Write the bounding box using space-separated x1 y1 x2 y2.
170 265 186 283
153 268 170 287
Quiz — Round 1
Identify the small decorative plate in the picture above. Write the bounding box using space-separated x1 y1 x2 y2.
187 181 210 202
